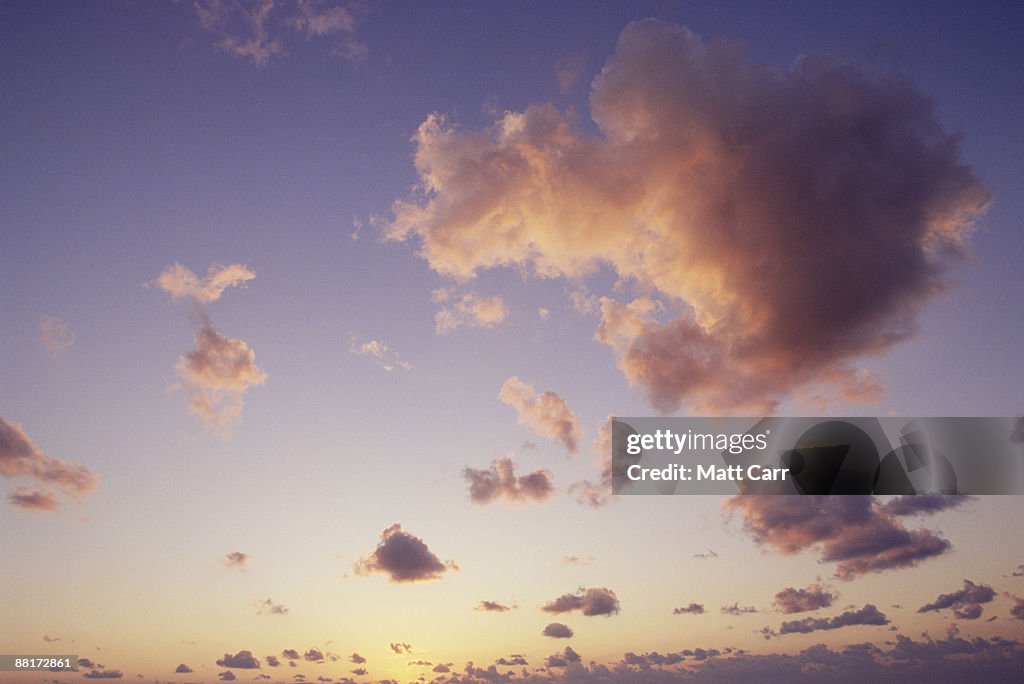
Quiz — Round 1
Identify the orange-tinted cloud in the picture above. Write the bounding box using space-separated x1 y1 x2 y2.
38 315 75 356
432 289 506 334
772 584 838 614
174 325 267 431
499 377 581 455
154 263 255 304
0 417 98 512
224 551 249 569
348 336 412 371
386 19 990 413
354 524 457 583
463 456 554 505
8 486 60 512
725 496 951 580
542 587 620 617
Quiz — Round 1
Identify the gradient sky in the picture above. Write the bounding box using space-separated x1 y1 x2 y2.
2 2 1024 683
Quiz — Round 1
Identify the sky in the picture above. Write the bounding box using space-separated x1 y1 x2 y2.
2 1 1024 682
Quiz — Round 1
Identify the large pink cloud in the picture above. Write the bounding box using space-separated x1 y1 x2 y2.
385 19 990 413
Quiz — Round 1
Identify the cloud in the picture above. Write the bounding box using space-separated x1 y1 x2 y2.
693 549 719 559
720 603 758 616
724 495 952 580
542 588 620 617
463 456 554 505
562 556 594 566
348 336 412 371
499 377 581 454
495 655 528 666
8 486 60 512
173 325 268 431
223 551 249 569
77 659 96 668
569 459 613 508
476 600 514 612
83 671 123 679
192 0 366 67
542 623 574 639
1009 595 1024 620
673 603 705 615
767 604 889 638
218 672 236 681
385 19 989 414
0 417 98 511
773 585 838 614
349 653 365 664
432 289 507 334
389 643 411 654
43 635 61 642
216 651 260 669
354 524 457 582
39 315 75 355
281 650 300 661
265 656 280 667
432 663 452 673
556 53 587 93
918 580 996 620
545 647 581 669
881 495 972 516
303 649 324 662
1013 564 1024 577
256 597 289 615
174 665 193 674
153 263 256 304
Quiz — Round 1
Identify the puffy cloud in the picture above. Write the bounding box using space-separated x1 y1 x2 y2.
303 649 324 662
1009 595 1024 621
38 315 75 356
768 604 889 638
349 667 367 676
545 647 581 669
265 656 280 667
499 377 581 455
389 643 411 654
773 585 838 614
217 672 236 681
281 650 300 661
174 664 193 674
349 653 365 664
255 597 289 615
216 651 260 669
348 336 412 371
354 524 456 582
918 580 996 620
476 600 514 612
173 325 268 431
724 495 951 580
432 289 507 334
495 655 528 666
542 623 574 639
463 456 554 505
192 0 366 67
8 486 60 512
673 603 705 615
223 551 249 569
720 603 758 616
542 588 620 617
881 494 971 517
0 417 98 511
385 19 989 413
432 663 452 673
153 263 255 304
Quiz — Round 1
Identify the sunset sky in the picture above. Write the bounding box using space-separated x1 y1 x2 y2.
2 1 1024 682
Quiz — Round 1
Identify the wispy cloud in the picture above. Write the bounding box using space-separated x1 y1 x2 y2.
499 377 581 455
38 315 75 356
764 604 889 639
432 288 507 334
348 335 412 371
192 0 366 67
0 417 98 512
223 551 249 569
